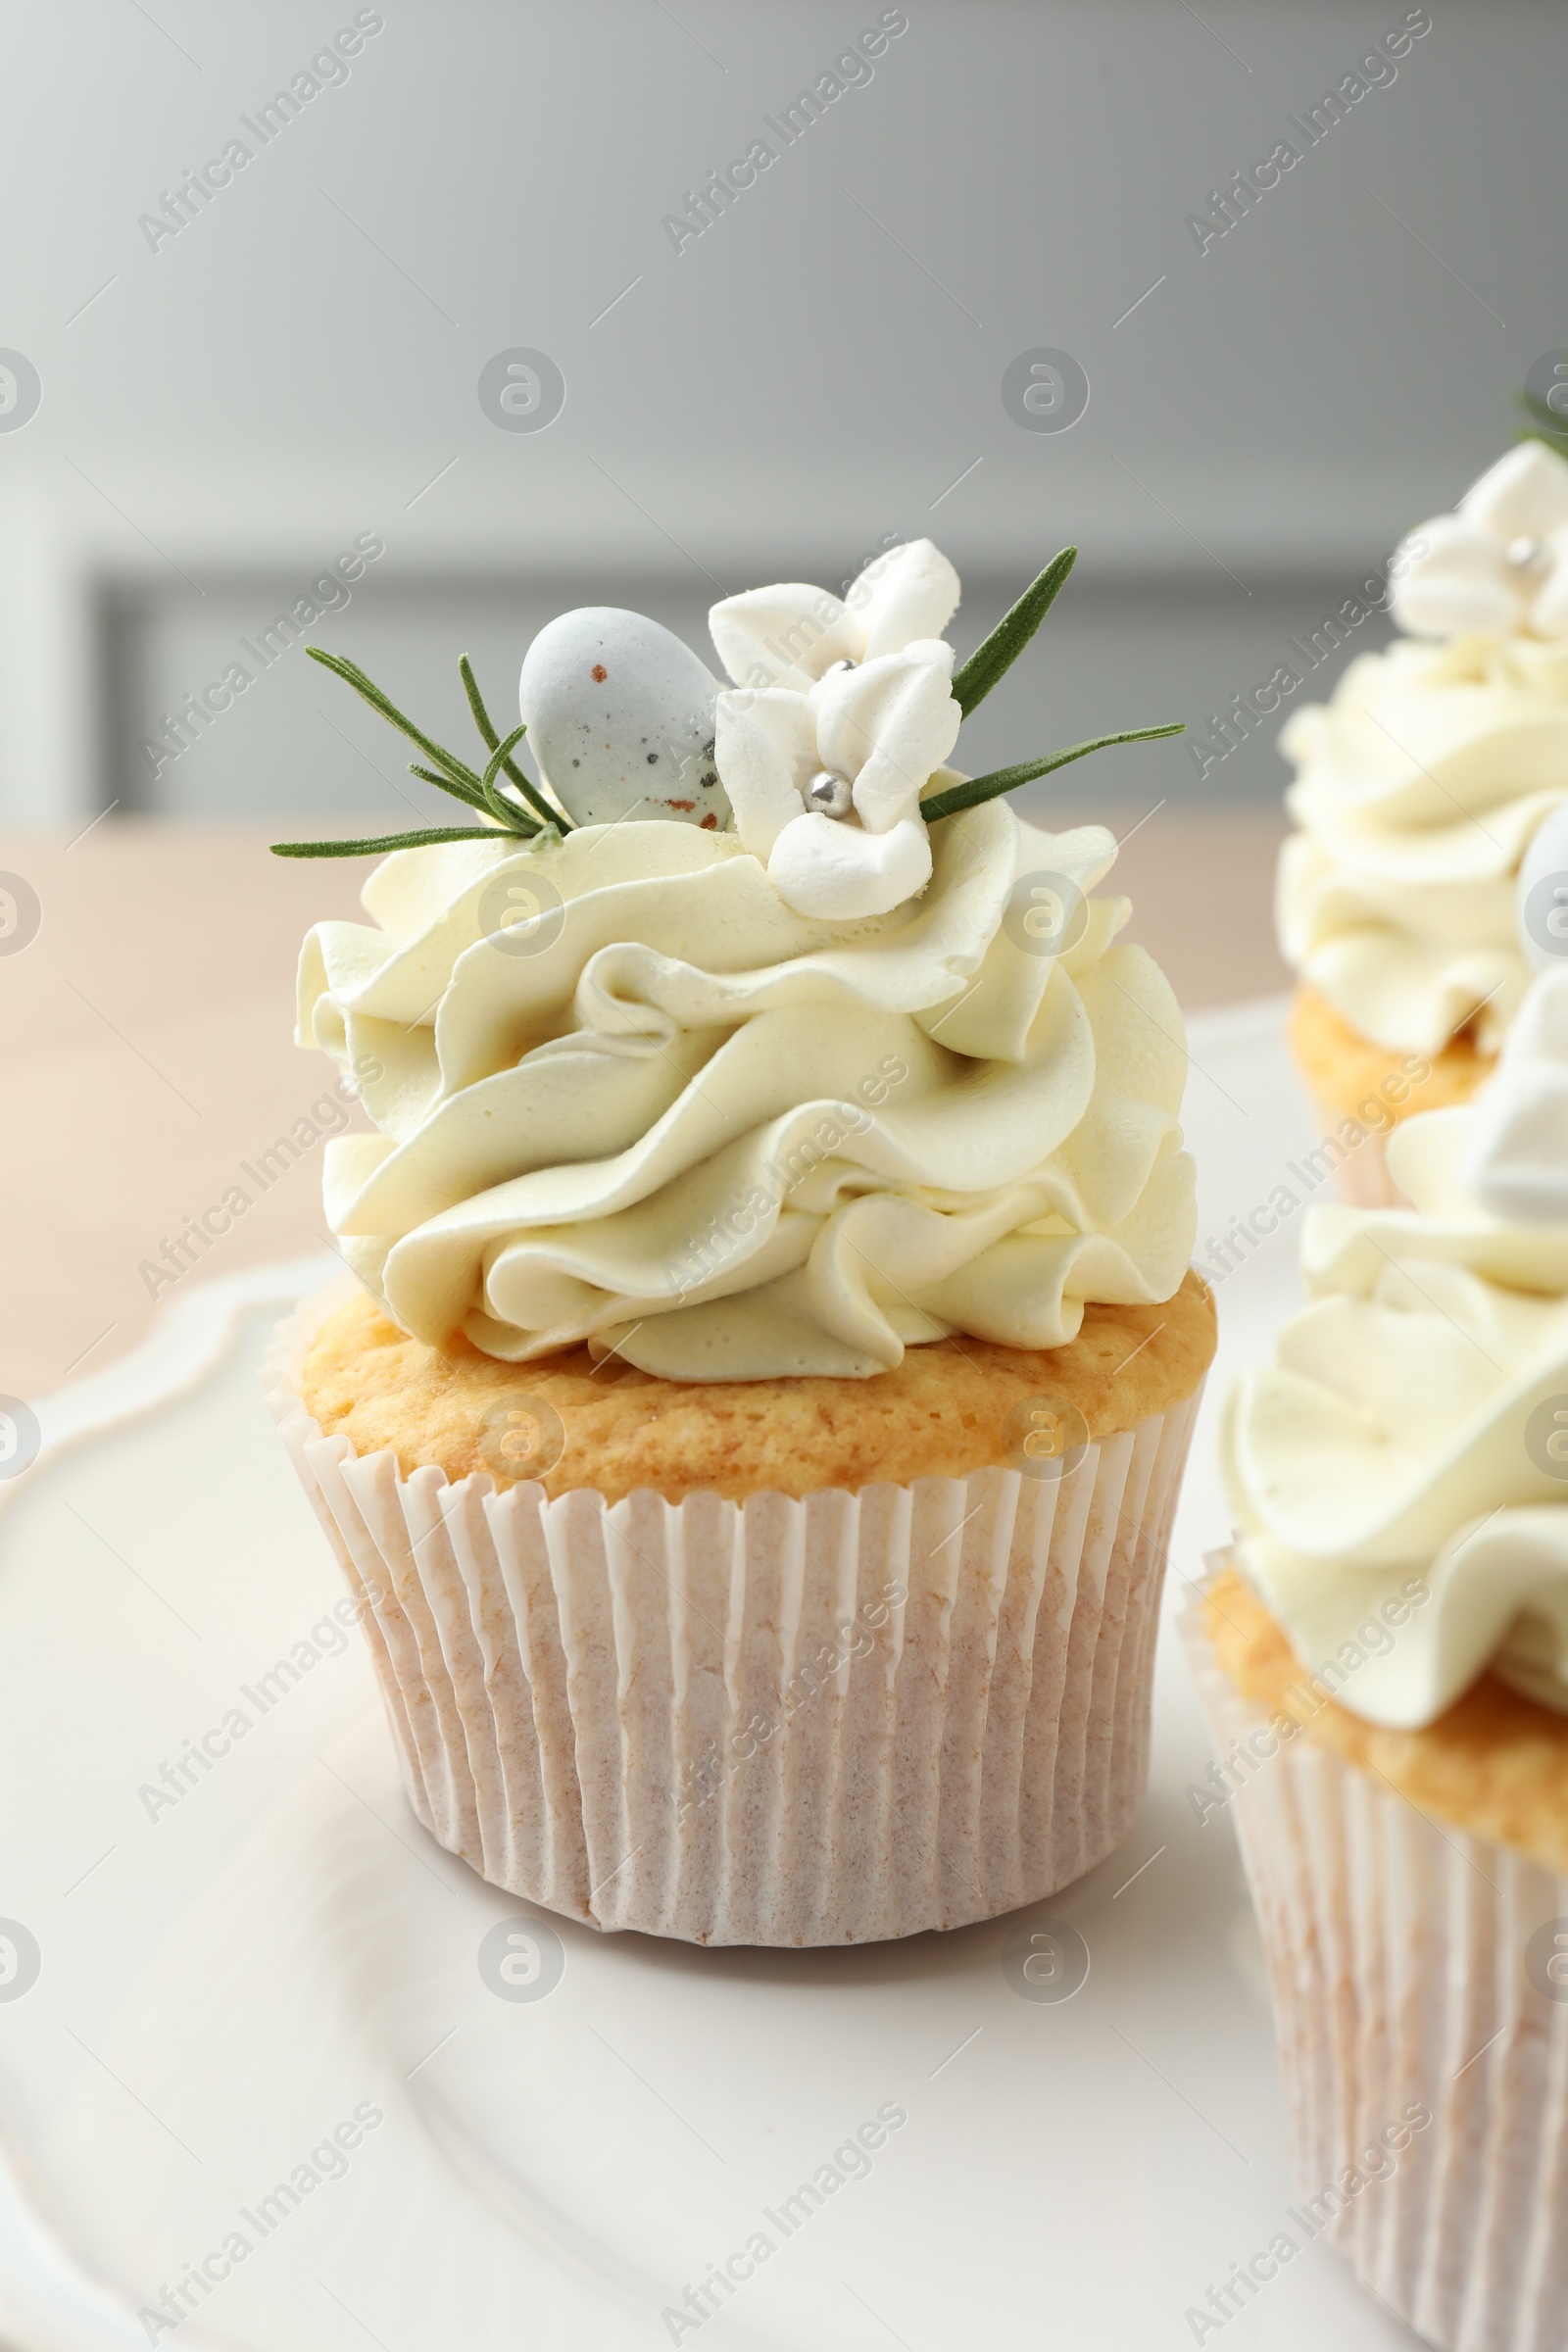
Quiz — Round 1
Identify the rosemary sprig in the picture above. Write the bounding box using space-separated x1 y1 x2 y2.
921 722 1185 824
480 725 530 827
305 647 489 809
460 655 564 830
952 548 1076 715
272 826 514 858
273 572 1178 863
1516 386 1568 451
272 649 568 859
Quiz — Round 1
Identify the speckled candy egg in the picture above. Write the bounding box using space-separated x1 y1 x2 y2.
518 607 730 830
1518 799 1568 973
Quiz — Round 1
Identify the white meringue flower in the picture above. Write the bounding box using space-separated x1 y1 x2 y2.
714 638 962 920
1461 965 1568 1225
710 541 966 922
1392 441 1568 640
710 537 961 693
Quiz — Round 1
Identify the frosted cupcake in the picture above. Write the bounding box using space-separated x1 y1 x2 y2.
1278 437 1568 1205
1186 967 1568 2348
263 538 1214 1946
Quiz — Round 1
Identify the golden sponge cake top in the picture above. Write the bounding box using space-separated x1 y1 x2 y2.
299 1269 1214 1507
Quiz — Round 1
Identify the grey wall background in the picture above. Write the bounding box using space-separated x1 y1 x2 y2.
0 0 1558 829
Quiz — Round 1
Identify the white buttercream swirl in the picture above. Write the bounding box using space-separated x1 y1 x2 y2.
297 804 1197 1380
1223 971 1568 1726
1277 631 1568 1055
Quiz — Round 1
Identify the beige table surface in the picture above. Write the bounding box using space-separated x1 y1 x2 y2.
0 812 1290 1404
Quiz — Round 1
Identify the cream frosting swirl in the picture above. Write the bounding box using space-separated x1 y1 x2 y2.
1277 630 1568 1056
1223 971 1568 1726
297 803 1197 1380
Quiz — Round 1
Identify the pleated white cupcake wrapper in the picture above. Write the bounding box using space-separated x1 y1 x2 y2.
262 1286 1201 1947
1183 1577 1568 2352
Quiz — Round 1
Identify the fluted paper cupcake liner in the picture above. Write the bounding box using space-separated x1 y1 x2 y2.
262 1287 1201 1947
1183 1576 1568 2352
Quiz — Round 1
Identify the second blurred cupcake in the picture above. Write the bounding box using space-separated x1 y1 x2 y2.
1278 439 1568 1205
1187 966 1568 2349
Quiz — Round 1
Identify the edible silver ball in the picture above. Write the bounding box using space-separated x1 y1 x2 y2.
805 768 855 819
1508 534 1546 574
821 658 857 678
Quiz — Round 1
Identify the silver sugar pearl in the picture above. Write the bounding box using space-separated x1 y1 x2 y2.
805 768 855 819
821 658 857 678
1508 534 1546 574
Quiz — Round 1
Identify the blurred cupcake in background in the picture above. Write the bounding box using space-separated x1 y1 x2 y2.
1185 965 1568 2349
1278 435 1568 1206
